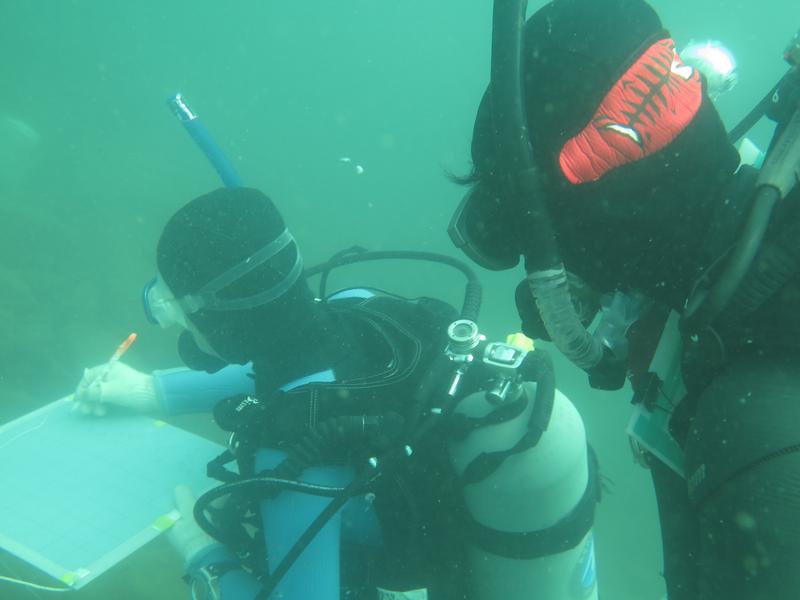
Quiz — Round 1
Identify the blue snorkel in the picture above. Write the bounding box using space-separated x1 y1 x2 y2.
167 93 243 188
141 94 242 325
142 95 245 326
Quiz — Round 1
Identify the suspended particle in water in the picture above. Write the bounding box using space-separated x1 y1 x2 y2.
338 156 365 175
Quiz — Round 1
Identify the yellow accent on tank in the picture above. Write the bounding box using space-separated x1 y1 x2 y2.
506 333 535 352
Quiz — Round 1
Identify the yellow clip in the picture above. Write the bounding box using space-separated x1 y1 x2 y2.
60 568 88 586
506 332 534 352
153 509 181 532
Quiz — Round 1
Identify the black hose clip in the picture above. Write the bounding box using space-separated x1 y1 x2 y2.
785 29 800 67
767 66 800 127
767 30 800 125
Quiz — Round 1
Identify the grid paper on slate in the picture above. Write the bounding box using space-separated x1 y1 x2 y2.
0 396 224 589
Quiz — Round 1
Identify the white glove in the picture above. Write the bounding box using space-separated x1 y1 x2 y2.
167 485 220 568
74 361 160 416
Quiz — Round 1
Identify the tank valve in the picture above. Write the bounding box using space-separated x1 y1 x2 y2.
482 342 528 404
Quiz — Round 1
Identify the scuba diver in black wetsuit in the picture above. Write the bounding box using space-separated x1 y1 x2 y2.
148 186 469 600
77 185 601 600
449 0 800 598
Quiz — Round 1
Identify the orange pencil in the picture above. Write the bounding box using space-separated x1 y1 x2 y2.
99 332 138 382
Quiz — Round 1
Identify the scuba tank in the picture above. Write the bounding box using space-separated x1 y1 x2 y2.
449 383 597 600
446 325 599 600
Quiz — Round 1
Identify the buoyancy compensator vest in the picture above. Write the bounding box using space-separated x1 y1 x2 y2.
211 289 458 479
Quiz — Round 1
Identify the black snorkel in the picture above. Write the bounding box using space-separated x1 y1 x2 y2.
489 1 557 269
681 29 800 334
490 0 618 381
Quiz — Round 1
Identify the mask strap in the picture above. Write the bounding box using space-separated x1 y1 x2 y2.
199 249 304 311
180 229 298 313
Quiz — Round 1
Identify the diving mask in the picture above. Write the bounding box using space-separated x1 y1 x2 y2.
143 228 304 328
448 182 522 271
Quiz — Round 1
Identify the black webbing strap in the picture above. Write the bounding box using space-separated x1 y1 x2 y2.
464 447 600 560
458 359 555 487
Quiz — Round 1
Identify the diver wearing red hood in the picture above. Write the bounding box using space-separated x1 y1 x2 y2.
454 1 800 598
